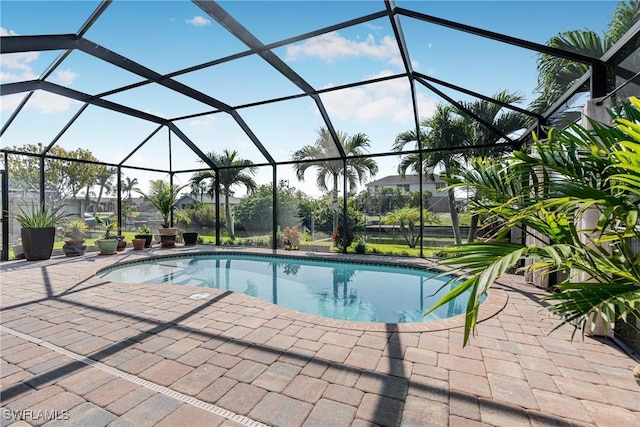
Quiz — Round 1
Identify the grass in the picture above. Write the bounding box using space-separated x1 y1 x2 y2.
9 231 444 260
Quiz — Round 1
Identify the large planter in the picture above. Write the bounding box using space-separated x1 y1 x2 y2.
96 239 118 255
158 227 178 236
183 232 199 246
21 227 56 261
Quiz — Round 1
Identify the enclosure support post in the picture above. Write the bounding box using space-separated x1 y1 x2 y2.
117 167 122 235
272 166 278 250
169 172 174 227
1 156 8 261
215 170 220 246
343 158 348 254
39 156 45 208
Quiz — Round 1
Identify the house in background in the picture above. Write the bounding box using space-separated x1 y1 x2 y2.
365 174 466 213
176 193 241 210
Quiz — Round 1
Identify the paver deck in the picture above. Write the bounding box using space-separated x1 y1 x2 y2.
1 246 638 426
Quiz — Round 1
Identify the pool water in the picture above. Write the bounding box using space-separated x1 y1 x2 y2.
98 254 480 323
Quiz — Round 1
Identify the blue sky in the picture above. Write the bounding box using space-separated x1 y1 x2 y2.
0 0 618 197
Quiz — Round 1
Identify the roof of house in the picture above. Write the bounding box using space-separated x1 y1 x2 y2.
365 174 445 187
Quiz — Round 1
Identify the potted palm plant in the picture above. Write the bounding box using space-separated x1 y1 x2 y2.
13 202 67 261
94 216 118 255
136 181 187 248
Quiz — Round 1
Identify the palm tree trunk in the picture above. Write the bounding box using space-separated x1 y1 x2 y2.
467 213 479 243
448 187 462 244
95 186 105 214
83 185 91 217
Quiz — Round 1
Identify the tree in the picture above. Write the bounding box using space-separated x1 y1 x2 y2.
394 104 471 244
355 187 432 217
292 127 378 231
431 96 640 345
92 167 116 214
65 148 101 202
122 176 139 206
136 180 187 228
190 180 207 202
383 207 440 248
6 143 100 207
234 184 302 232
190 149 257 239
463 90 528 241
531 0 639 113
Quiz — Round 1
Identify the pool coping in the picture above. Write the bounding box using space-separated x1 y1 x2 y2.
89 246 508 333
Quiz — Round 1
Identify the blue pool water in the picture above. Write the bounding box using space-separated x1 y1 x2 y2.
98 254 480 323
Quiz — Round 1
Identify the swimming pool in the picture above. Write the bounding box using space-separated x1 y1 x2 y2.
98 253 482 324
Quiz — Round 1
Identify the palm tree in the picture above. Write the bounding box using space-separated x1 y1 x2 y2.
190 180 207 202
136 179 187 228
394 104 471 244
122 176 139 207
190 149 257 239
431 96 640 346
93 167 116 214
292 127 378 231
463 90 528 241
532 0 639 113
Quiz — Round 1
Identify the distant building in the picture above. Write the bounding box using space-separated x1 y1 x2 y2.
366 174 447 193
176 194 241 210
365 174 465 213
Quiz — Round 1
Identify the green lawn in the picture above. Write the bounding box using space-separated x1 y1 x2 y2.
10 231 442 261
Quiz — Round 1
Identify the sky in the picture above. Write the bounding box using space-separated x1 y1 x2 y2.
0 0 618 198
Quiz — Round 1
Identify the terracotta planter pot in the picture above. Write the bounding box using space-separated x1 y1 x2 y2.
135 234 153 248
21 227 56 261
132 238 146 250
116 236 127 251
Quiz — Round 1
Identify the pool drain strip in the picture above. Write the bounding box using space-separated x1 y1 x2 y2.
1 326 269 427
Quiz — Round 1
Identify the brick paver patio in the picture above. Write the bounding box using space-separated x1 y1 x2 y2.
1 246 638 426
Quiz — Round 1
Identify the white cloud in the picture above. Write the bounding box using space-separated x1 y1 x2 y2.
0 93 24 112
52 69 79 86
320 70 437 125
186 16 211 27
29 91 80 114
1 27 16 36
285 31 403 68
188 116 215 127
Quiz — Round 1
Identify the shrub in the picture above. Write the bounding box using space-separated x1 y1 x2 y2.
283 226 300 247
62 219 88 238
354 236 367 254
14 202 67 228
332 223 354 250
